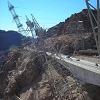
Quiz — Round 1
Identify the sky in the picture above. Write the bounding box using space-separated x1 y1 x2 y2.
0 0 96 31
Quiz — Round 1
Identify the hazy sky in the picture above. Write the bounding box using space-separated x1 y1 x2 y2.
0 0 96 31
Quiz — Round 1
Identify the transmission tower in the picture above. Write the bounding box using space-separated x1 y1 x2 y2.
25 14 45 37
26 16 34 37
85 0 100 55
8 1 46 37
31 14 46 37
8 1 26 35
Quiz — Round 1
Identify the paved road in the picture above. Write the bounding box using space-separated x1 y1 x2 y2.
60 54 100 74
46 52 100 86
46 52 100 74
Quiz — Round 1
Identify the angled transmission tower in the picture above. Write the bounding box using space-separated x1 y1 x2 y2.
85 0 100 55
8 1 46 37
31 14 46 37
8 1 26 36
25 16 34 37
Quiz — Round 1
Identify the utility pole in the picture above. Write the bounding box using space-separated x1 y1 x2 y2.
85 0 100 55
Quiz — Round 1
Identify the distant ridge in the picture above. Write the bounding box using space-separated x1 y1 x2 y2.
0 30 23 50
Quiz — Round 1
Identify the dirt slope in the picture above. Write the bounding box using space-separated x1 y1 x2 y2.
0 46 92 100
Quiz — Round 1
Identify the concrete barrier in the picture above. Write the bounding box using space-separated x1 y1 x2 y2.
58 59 100 86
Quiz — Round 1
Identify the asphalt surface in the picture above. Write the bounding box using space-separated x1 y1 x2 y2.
46 52 100 74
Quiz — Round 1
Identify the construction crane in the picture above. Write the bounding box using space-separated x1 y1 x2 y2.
85 0 100 55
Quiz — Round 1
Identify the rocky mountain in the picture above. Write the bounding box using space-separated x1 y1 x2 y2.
44 9 97 55
0 8 99 100
47 9 96 36
0 30 23 51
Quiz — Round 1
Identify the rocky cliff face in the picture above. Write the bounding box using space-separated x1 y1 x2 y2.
0 47 46 99
44 9 96 54
44 33 96 55
47 9 96 36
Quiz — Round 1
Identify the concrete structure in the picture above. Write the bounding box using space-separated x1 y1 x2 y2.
46 52 100 86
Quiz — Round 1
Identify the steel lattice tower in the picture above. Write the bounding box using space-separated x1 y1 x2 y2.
85 0 100 55
8 1 45 37
25 16 34 37
31 14 46 37
8 1 25 35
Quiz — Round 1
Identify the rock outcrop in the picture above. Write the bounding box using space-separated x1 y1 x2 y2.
0 47 45 99
44 33 96 55
44 9 96 55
